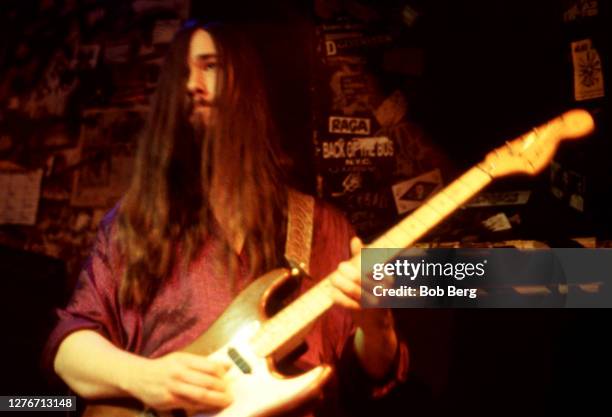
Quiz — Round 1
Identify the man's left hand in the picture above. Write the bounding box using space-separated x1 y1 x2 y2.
330 237 400 379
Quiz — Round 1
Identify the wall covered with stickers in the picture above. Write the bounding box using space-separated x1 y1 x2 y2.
310 2 450 240
0 0 190 286
551 0 610 221
1 0 610 287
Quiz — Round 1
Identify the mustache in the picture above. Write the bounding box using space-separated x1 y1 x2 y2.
186 94 214 111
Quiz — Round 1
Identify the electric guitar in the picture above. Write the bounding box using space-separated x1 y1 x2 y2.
83 109 595 417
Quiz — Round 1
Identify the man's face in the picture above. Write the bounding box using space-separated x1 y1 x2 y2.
187 29 219 127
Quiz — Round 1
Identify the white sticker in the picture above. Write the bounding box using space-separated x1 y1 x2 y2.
329 116 371 135
482 213 512 232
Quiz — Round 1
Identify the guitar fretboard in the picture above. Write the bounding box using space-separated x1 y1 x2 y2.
252 166 492 357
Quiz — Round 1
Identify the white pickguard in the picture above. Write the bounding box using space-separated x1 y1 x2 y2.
190 322 330 417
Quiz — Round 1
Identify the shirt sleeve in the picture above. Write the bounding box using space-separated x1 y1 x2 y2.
42 208 124 383
335 331 410 400
310 200 410 406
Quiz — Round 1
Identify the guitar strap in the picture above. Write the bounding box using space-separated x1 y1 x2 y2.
284 190 314 274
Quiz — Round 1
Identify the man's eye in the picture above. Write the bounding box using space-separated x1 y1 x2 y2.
205 62 217 71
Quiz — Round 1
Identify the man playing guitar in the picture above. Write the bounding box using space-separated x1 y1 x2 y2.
44 21 407 417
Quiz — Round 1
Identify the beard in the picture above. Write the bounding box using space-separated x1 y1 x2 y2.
189 108 207 142
182 95 213 198
186 93 214 131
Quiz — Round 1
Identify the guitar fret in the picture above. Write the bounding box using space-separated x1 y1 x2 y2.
432 191 458 213
409 207 432 227
378 230 403 247
403 218 426 235
368 237 393 249
426 193 455 217
452 171 478 194
369 237 384 248
447 181 471 200
421 200 444 217
463 168 490 189
391 221 419 244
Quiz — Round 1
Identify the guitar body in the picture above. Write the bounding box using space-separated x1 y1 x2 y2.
83 268 332 417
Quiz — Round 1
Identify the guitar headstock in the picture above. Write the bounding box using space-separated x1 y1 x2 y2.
479 109 595 178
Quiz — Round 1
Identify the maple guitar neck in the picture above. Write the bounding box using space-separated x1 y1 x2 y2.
249 109 595 358
250 166 490 356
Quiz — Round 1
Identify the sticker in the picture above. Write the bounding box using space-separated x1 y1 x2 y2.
563 0 598 22
328 57 372 116
392 169 443 214
572 39 604 101
550 160 586 212
374 90 407 127
321 136 394 161
482 213 512 232
329 116 371 135
569 193 584 212
331 172 363 196
465 191 531 207
324 34 392 57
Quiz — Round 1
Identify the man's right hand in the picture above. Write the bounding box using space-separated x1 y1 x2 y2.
128 352 233 412
54 330 232 413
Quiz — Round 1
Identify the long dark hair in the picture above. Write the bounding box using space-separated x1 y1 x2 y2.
117 22 287 310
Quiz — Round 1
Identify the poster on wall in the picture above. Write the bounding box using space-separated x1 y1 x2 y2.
0 169 43 225
312 20 443 239
0 0 189 280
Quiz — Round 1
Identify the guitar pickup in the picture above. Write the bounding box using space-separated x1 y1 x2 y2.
228 347 252 374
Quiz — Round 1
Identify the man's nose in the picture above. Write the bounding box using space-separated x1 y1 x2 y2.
186 69 209 97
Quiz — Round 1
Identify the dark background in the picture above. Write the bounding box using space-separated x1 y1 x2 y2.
2 0 611 416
